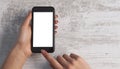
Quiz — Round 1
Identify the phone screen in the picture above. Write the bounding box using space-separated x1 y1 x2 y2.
33 12 53 47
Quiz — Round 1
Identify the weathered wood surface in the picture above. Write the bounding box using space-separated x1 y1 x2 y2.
0 0 120 69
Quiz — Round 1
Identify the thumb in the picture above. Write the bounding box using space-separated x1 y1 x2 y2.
22 11 32 26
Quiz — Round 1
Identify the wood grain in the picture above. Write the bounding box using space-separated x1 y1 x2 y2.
0 0 120 69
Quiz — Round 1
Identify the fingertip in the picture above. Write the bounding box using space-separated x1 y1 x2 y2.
28 11 32 19
41 49 44 53
41 49 47 54
70 53 80 60
56 55 61 59
55 26 58 29
55 15 58 18
23 11 32 25
55 20 58 24
55 31 57 34
63 54 67 57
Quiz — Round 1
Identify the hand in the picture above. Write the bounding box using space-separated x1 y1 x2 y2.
17 12 58 57
41 50 91 69
2 12 59 69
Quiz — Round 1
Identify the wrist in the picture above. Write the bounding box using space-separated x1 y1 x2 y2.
2 44 28 69
15 43 32 58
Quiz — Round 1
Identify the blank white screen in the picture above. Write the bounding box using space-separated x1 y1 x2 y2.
33 12 53 47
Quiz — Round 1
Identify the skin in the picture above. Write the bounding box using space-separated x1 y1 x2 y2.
2 12 90 69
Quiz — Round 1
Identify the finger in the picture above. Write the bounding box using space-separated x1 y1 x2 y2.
23 11 32 26
41 50 62 69
57 55 69 68
70 53 80 60
49 63 56 69
55 26 58 29
55 31 57 34
63 54 74 63
55 20 58 24
55 15 58 18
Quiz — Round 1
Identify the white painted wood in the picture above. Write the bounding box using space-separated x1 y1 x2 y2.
0 0 120 69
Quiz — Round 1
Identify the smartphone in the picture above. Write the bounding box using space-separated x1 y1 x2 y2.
31 6 55 53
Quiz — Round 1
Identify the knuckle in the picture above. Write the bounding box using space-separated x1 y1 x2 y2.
70 60 76 65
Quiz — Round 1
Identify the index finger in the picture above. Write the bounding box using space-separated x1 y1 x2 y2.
41 50 62 69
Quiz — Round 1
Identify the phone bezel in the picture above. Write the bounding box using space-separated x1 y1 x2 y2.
31 6 55 53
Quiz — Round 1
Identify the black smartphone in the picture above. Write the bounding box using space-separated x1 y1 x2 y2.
31 6 55 53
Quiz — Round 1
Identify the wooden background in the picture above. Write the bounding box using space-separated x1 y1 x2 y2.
0 0 120 69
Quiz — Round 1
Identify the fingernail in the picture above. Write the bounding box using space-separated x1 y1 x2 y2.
41 49 47 53
41 49 45 52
